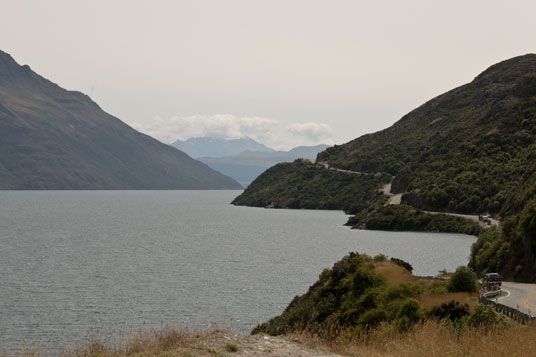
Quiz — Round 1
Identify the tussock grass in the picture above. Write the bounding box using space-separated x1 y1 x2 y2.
290 319 536 357
224 342 238 352
63 326 210 357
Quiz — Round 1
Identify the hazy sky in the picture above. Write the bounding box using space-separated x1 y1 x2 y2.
2 0 535 149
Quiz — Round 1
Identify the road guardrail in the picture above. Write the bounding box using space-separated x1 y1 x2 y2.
479 292 535 325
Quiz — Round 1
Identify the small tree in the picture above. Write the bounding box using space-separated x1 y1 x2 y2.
396 298 421 330
397 298 421 321
373 253 387 262
352 268 380 297
468 303 505 329
447 266 478 292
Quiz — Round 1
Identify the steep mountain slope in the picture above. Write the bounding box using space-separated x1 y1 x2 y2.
200 144 329 187
171 137 274 158
318 54 536 216
0 50 241 189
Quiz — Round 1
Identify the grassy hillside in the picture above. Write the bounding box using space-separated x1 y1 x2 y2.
232 160 390 214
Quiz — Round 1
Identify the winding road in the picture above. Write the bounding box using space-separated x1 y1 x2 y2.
318 162 501 227
380 182 499 227
499 282 536 316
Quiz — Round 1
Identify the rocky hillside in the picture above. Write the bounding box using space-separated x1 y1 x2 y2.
0 50 241 189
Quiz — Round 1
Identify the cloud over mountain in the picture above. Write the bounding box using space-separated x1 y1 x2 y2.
133 114 277 143
287 122 333 142
134 114 334 150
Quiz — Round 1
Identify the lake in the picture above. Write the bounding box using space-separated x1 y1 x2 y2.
0 190 476 353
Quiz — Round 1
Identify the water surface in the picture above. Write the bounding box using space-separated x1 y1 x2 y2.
0 190 475 352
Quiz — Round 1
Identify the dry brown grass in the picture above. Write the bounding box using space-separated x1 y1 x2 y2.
62 327 213 357
428 117 445 126
374 261 417 285
486 127 500 136
418 291 477 309
374 261 434 287
290 319 536 357
6 328 341 356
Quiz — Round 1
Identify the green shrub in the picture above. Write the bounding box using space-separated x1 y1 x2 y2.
430 300 470 321
390 258 413 273
397 298 421 321
396 298 421 329
384 284 422 302
373 254 388 262
352 268 381 297
447 266 478 293
358 308 388 327
225 343 239 352
468 304 506 329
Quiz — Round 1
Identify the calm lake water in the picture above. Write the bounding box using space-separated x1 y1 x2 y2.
0 190 476 353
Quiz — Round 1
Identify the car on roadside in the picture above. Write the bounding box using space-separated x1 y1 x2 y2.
483 272 502 289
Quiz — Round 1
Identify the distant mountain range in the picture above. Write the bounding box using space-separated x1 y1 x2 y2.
0 50 241 189
198 144 329 187
171 137 274 158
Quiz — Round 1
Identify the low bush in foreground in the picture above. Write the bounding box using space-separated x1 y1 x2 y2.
225 342 239 352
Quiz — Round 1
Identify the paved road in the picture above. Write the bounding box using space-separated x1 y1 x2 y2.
380 184 402 205
318 162 374 176
322 164 500 227
499 282 536 316
424 211 500 228
380 183 499 227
